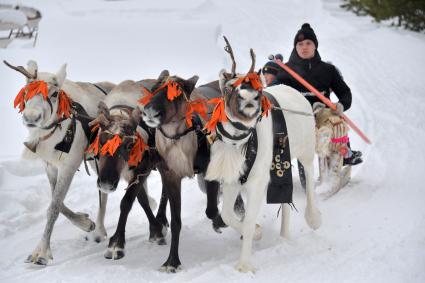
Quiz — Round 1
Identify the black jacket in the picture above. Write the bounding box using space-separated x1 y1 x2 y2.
274 49 352 111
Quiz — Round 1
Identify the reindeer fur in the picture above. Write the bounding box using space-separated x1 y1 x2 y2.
6 60 114 265
205 71 322 272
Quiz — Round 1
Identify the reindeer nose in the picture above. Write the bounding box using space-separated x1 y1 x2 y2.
97 178 118 194
23 113 42 125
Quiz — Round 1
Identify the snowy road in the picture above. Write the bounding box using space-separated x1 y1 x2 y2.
0 0 424 282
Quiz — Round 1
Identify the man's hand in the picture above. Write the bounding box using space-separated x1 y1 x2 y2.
333 102 344 115
312 102 326 114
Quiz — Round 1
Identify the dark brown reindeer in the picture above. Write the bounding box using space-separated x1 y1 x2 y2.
87 79 169 260
141 71 225 272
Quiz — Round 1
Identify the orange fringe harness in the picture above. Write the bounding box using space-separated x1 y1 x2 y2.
139 80 208 127
14 80 73 119
86 129 148 167
204 72 272 133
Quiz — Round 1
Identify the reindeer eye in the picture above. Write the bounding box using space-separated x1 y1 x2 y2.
254 96 259 101
51 91 58 98
99 132 112 145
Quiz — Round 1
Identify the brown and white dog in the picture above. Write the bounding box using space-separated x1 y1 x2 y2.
314 106 351 197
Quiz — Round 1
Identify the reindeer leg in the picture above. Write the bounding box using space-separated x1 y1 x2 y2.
303 161 322 230
104 183 141 260
27 165 79 265
235 182 265 273
136 179 167 245
159 169 182 273
156 167 169 229
91 191 108 243
205 180 227 233
221 183 243 234
280 203 291 238
45 163 95 233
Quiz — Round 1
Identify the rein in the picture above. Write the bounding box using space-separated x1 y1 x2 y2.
158 124 197 140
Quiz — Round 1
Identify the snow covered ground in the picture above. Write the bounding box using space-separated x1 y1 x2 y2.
1 0 424 282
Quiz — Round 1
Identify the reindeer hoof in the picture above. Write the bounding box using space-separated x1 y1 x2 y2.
212 215 227 233
149 235 167 245
104 247 125 260
159 258 182 273
305 206 322 230
235 261 255 273
73 212 96 232
25 247 53 265
25 254 51 266
159 264 182 273
34 257 48 266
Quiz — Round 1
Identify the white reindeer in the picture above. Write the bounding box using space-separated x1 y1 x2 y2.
5 60 114 265
204 41 322 272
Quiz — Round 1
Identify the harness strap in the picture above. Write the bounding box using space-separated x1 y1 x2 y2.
109 104 134 116
216 122 253 142
263 91 293 204
158 122 196 140
239 130 258 184
139 120 156 147
92 84 108 95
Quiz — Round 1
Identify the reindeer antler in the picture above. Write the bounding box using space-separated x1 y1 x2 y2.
3 60 37 79
248 48 256 73
89 113 110 128
223 36 236 77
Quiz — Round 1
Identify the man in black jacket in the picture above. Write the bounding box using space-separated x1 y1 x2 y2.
263 23 362 187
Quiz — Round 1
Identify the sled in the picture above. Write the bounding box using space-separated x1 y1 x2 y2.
0 4 41 48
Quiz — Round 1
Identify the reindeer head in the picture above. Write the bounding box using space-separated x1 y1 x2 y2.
141 70 199 129
217 37 267 127
88 102 149 193
5 60 71 129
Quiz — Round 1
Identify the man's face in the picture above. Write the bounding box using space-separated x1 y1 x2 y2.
264 73 276 86
296 39 316 59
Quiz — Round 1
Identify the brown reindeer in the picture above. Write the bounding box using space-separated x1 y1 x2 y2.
141 71 224 272
86 79 169 260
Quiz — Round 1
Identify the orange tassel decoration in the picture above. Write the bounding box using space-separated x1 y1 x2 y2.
261 95 272 117
185 99 208 127
100 135 122 156
166 81 182 101
139 86 155 105
86 135 100 156
128 133 148 167
90 123 100 133
232 73 263 91
139 81 183 105
204 97 228 133
14 81 49 112
57 90 73 118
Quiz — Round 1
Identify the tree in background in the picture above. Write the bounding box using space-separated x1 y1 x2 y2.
341 0 425 32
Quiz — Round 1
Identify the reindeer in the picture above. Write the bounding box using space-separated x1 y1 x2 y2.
86 79 169 260
203 38 322 272
4 60 115 265
141 71 224 272
314 105 351 198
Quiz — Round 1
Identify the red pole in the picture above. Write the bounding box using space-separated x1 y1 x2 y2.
274 59 371 144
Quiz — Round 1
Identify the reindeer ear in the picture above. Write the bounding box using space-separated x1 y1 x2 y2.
184 75 199 95
55 63 67 87
130 107 142 128
98 101 110 119
26 60 38 81
219 69 231 93
259 71 267 87
157 70 169 82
